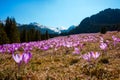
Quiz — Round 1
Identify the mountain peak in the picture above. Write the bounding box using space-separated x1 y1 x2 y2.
18 22 76 34
70 8 120 34
29 22 40 26
29 22 47 28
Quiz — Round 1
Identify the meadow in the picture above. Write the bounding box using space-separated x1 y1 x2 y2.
0 31 120 80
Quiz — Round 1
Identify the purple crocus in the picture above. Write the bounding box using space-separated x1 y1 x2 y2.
112 35 117 46
100 42 107 50
100 37 104 43
72 47 80 54
12 52 32 64
82 52 92 61
23 52 32 64
91 52 100 59
112 35 117 41
12 53 23 64
112 35 120 47
82 51 100 61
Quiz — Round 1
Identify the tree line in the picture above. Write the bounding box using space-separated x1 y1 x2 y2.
0 17 49 45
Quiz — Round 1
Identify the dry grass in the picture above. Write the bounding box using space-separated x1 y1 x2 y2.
0 31 120 80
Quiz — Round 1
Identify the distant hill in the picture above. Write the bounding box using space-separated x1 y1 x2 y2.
70 8 120 34
18 22 76 34
18 22 58 34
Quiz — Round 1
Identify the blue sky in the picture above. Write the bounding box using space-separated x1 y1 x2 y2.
0 0 120 28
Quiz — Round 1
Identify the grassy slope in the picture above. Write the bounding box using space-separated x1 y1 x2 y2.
0 31 120 80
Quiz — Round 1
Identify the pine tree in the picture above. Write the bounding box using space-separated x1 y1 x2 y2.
100 26 107 34
5 17 11 40
45 30 49 40
0 22 9 44
20 29 28 42
116 24 120 32
35 30 41 41
29 29 36 41
27 30 31 42
12 18 20 43
5 17 20 43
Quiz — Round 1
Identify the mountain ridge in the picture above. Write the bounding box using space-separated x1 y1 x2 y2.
69 8 120 34
18 22 76 34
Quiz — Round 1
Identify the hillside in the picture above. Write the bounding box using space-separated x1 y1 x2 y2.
0 31 120 80
70 8 120 34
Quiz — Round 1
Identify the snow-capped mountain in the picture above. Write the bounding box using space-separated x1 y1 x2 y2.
51 25 76 33
50 27 61 33
50 26 68 34
18 22 76 34
29 22 47 28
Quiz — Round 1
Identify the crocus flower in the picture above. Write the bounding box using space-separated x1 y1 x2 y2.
112 35 120 46
112 35 117 46
91 52 100 59
23 46 32 52
100 42 107 50
23 52 32 64
82 51 100 61
106 40 110 44
12 52 32 64
12 53 23 64
72 47 80 54
112 35 117 41
100 37 104 43
0 47 3 53
82 52 92 61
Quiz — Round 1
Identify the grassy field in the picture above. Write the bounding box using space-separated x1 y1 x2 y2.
0 31 120 80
